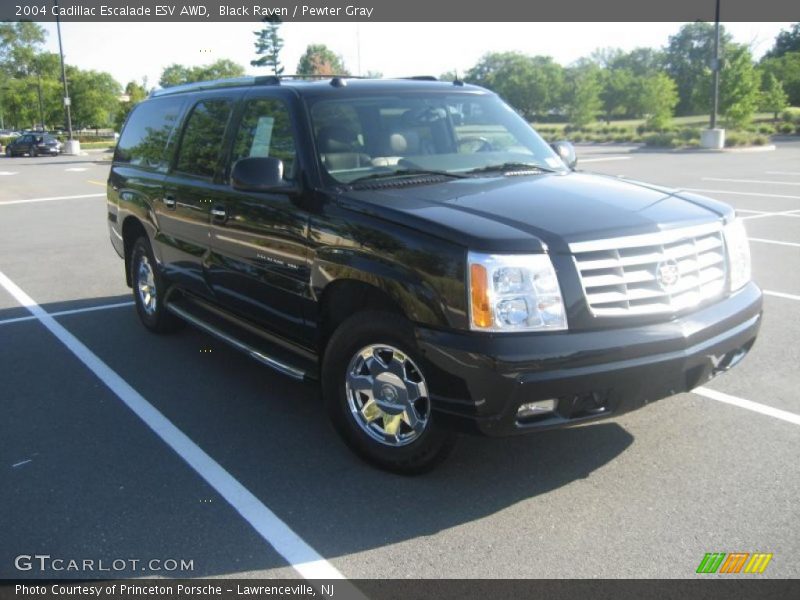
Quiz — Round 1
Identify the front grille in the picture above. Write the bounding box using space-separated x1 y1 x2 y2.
570 223 727 316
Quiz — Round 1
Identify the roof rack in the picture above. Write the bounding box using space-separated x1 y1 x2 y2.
148 74 449 98
149 74 371 97
149 76 280 98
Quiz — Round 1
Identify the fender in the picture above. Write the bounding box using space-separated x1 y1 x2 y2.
311 246 462 330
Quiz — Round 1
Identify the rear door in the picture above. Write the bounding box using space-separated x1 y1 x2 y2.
158 94 236 297
207 91 311 342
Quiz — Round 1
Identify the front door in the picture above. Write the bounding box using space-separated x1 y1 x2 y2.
207 94 310 342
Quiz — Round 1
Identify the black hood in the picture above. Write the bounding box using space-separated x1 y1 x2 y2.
338 171 733 254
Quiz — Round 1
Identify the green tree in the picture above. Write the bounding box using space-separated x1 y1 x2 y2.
665 22 733 116
251 16 284 76
759 73 789 120
158 60 245 88
466 52 565 119
610 47 665 77
115 80 149 131
636 73 679 129
716 45 761 128
564 62 602 127
296 44 348 76
759 52 800 106
0 21 47 77
198 59 246 81
159 64 192 88
67 68 123 128
764 23 800 59
600 68 636 121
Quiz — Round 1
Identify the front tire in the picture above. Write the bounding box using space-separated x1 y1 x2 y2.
130 236 183 333
322 311 456 474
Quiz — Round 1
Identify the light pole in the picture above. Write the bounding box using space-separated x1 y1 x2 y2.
701 0 725 149
710 0 721 129
54 0 79 153
36 74 45 131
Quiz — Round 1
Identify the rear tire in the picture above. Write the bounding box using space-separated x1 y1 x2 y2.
321 311 456 474
130 236 184 334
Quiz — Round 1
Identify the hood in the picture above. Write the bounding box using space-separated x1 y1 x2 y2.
339 171 733 254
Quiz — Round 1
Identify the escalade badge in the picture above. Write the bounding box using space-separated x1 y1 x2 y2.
656 259 681 290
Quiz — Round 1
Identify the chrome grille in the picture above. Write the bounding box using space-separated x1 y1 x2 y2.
570 223 727 316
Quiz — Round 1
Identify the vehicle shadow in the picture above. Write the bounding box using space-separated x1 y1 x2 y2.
0 297 634 577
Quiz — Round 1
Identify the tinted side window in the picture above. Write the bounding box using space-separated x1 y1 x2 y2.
231 98 297 179
174 99 232 179
114 97 184 171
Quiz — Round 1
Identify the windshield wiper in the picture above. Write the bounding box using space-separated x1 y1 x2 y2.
349 168 469 184
466 162 560 175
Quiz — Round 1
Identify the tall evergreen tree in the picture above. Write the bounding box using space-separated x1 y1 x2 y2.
251 17 284 76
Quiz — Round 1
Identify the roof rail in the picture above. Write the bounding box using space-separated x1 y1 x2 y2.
401 76 438 81
280 74 364 80
149 75 280 98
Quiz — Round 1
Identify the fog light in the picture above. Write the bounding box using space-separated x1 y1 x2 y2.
517 399 557 420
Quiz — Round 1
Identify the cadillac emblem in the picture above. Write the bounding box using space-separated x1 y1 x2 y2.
656 259 681 290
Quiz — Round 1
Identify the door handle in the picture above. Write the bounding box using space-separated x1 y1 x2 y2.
163 194 176 209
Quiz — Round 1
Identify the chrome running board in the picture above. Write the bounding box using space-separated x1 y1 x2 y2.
166 301 308 381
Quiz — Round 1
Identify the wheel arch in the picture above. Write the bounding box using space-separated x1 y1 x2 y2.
121 216 149 287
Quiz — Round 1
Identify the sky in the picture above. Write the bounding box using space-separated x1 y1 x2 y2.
38 21 794 89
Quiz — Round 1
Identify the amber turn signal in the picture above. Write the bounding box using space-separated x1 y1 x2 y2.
470 263 492 328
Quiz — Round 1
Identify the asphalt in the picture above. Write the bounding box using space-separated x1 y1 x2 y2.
0 143 798 581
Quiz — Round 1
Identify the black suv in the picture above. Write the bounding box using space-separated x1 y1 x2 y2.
107 76 761 473
5 133 62 156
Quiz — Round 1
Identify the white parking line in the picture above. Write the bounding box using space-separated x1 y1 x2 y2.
694 387 800 427
741 209 800 220
0 193 105 206
580 156 632 163
702 177 800 187
0 270 346 582
764 290 800 302
0 171 18 176
0 301 134 327
682 188 800 200
749 237 800 249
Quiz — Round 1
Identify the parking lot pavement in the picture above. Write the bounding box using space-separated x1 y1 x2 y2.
1 142 799 580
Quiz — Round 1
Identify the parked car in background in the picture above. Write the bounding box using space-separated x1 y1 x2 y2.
5 133 62 157
0 129 21 137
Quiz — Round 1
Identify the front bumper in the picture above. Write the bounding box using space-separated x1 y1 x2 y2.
417 282 762 436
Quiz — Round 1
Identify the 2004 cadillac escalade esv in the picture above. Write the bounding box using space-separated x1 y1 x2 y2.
107 76 762 473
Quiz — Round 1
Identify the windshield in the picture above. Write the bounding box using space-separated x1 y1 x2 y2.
308 91 566 184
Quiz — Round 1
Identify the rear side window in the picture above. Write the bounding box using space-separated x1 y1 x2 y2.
114 97 184 171
231 98 297 179
174 99 233 179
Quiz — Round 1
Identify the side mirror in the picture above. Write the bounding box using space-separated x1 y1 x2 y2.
231 157 294 192
550 141 577 170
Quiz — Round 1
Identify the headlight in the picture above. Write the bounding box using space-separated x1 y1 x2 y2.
723 218 751 292
468 252 567 331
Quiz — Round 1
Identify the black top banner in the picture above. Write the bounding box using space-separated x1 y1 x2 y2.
3 0 799 22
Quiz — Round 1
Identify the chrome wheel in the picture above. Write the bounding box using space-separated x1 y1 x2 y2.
136 254 157 316
345 344 431 447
